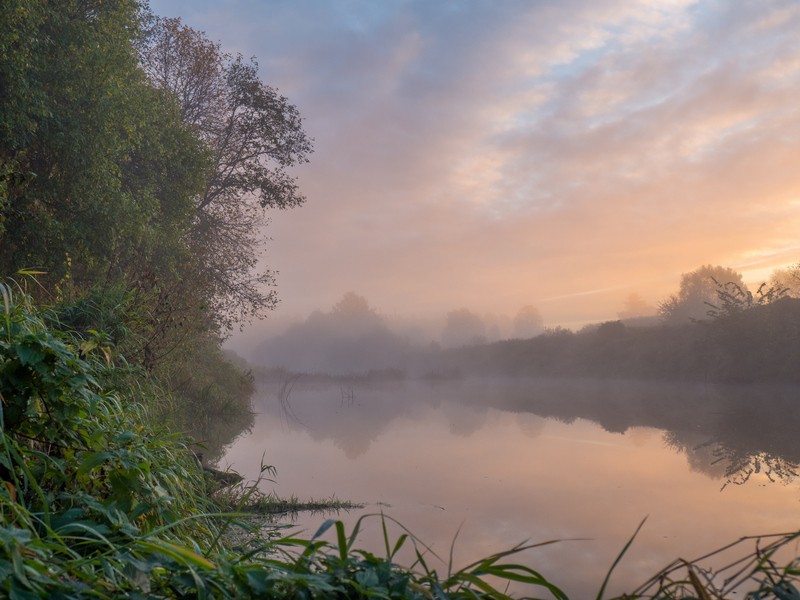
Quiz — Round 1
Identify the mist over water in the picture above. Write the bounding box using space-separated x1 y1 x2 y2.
222 374 800 597
207 283 800 596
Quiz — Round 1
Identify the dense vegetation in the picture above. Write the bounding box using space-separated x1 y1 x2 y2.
254 284 800 383
0 0 301 455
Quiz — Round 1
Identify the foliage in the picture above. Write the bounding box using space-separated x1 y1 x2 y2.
0 0 221 388
0 0 204 287
0 0 312 394
769 263 800 298
0 0 306 493
6 284 800 599
622 531 800 599
658 265 747 324
139 15 313 330
705 280 787 320
254 293 414 376
7 3 800 598
441 298 800 383
213 469 363 516
156 331 256 463
0 282 222 596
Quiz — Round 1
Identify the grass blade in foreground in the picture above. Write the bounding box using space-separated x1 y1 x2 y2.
597 516 648 600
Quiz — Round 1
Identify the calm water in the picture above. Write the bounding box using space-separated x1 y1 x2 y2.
221 377 800 597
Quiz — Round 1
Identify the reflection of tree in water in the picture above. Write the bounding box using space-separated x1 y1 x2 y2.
250 374 800 486
257 377 419 459
703 442 798 489
275 371 305 429
488 378 800 490
662 423 799 488
515 412 546 439
173 400 255 465
625 426 657 448
442 401 489 436
663 431 728 480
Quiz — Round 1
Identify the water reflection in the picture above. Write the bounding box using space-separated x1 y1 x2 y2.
253 375 800 486
221 376 800 597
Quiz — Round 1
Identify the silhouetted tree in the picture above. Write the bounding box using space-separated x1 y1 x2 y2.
254 293 411 374
769 263 800 298
658 265 746 324
329 292 384 335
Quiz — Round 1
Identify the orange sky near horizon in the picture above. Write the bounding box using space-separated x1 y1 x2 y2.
148 0 800 334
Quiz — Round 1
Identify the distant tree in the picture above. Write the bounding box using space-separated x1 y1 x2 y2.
596 320 626 339
658 265 747 324
512 305 544 339
332 292 375 317
329 292 384 335
769 264 800 298
618 293 655 319
442 309 487 348
254 293 411 374
705 280 787 321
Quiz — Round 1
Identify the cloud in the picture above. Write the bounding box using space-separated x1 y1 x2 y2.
149 0 800 326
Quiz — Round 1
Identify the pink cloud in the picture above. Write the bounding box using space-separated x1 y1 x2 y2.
149 0 800 328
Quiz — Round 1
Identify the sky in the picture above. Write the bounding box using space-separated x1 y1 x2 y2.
148 0 800 333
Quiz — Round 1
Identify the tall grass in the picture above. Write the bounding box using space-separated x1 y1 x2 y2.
620 530 800 599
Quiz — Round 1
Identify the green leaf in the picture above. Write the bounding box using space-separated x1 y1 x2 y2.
311 519 335 541
14 343 44 366
76 452 113 476
138 539 217 570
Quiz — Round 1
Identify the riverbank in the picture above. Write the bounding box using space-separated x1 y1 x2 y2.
0 285 564 597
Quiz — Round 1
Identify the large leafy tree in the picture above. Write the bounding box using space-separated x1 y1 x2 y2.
1 0 142 280
1 3 312 378
139 17 313 330
0 1 208 290
0 1 219 379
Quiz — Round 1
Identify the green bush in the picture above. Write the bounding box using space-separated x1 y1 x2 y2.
0 282 222 596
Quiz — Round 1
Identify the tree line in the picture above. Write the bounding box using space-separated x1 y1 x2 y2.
443 263 800 383
251 264 800 382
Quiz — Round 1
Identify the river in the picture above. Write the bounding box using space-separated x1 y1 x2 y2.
221 376 800 597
